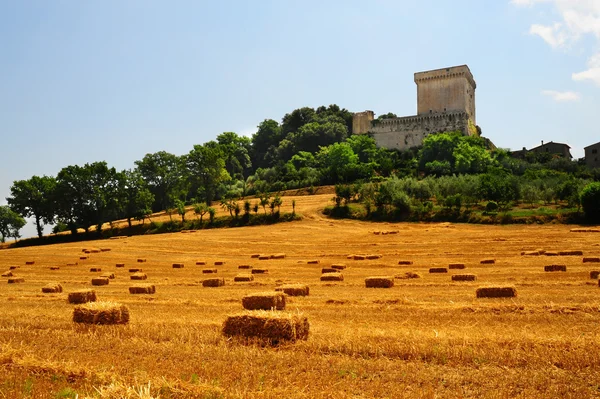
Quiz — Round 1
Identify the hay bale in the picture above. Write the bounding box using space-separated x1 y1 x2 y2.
90 249 100 254
251 268 268 274
129 268 142 273
559 250 583 256
238 265 253 269
67 290 97 304
307 260 320 264
590 270 600 279
137 258 147 263
544 252 558 256
320 272 343 282
214 261 225 266
100 248 111 252
521 251 540 256
42 283 63 293
373 231 381 235
583 257 600 263
50 266 60 270
476 286 517 298
544 265 567 272
172 263 185 268
116 263 125 268
346 255 355 259
250 254 261 258
271 254 286 259
130 273 147 280
196 261 207 266
90 268 102 272
234 274 254 282
480 259 495 264
66 262 78 266
331 264 346 270
429 267 448 273
222 311 309 343
571 228 600 233
100 273 115 279
1 271 13 277
448 263 466 269
365 276 394 288
79 257 88 260
352 255 366 260
258 256 270 260
25 261 35 265
9 266 18 270
7 277 24 284
129 284 155 294
72 301 129 325
202 278 225 287
451 274 476 282
242 292 286 310
395 271 421 279
398 261 413 265
321 267 338 274
366 255 381 260
202 268 218 274
275 284 309 296
91 277 109 286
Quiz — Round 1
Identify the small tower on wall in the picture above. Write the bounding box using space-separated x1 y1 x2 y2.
414 65 476 124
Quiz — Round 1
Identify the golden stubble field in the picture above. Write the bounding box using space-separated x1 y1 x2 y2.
1 194 600 399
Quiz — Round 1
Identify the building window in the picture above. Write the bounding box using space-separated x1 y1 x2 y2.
593 149 598 154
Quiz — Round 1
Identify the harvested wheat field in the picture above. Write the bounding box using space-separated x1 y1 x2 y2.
1 197 600 398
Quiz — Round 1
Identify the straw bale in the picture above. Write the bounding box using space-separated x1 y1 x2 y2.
537 249 546 255
8 277 25 284
234 274 254 282
72 301 129 325
109 235 127 239
321 267 338 274
100 273 115 279
25 261 34 265
398 261 413 265
373 231 381 235
559 250 583 256
90 249 100 254
130 273 147 280
84 251 91 254
347 255 355 259
331 264 346 270
590 271 600 279
571 228 600 233
521 251 540 256
203 268 218 274
202 278 225 287
388 230 399 235
242 292 286 310
100 248 111 252
320 272 343 282
395 271 421 279
544 265 567 272
275 284 309 296
196 261 207 266
66 262 78 266
258 256 270 260
251 268 268 274
250 254 261 258
50 266 60 270
80 256 88 260
544 252 558 256
137 258 147 263
451 274 476 282
238 265 253 269
116 263 125 268
1 271 13 277
214 261 225 266
429 267 448 273
9 266 18 270
222 311 309 343
271 254 286 259
480 259 495 264
448 263 466 269
366 255 381 260
90 268 102 272
307 260 320 264
365 276 394 288
583 257 600 263
67 290 97 304
129 284 156 294
172 263 185 268
42 283 63 293
129 268 142 273
352 255 366 260
91 277 109 286
476 286 517 298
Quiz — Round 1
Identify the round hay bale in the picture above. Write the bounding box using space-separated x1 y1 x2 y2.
202 278 225 287
137 258 147 263
451 274 476 282
238 265 253 269
172 263 185 269
429 267 448 273
42 283 63 293
91 277 109 286
196 261 207 266
72 301 129 325
271 254 286 259
234 274 254 282
398 260 413 265
251 268 268 274
559 250 583 256
250 254 261 258
590 270 600 279
130 273 147 280
100 273 115 279
476 286 517 298
320 272 343 282
395 271 421 279
214 261 225 266
2 271 13 277
202 268 218 274
331 264 346 270
544 264 567 272
365 276 394 288
129 268 142 273
242 292 286 310
275 284 309 296
448 263 466 270
115 263 125 268
67 290 97 304
90 268 102 272
222 311 309 343
321 267 338 274
8 277 25 284
307 260 320 264
480 259 495 265
583 257 600 263
129 284 155 294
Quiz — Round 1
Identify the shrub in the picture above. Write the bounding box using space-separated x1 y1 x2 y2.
581 182 600 222
485 201 498 213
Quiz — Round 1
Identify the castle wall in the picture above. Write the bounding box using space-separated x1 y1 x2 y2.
369 112 471 151
352 110 374 134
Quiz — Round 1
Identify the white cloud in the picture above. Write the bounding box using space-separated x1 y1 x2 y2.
529 23 567 48
541 90 581 101
572 52 600 86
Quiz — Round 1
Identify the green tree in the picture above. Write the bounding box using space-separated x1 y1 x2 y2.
7 175 56 238
251 119 284 169
134 151 185 212
175 199 187 222
121 170 154 228
317 142 362 183
580 182 600 222
0 205 26 243
216 132 252 181
193 202 209 224
185 143 229 204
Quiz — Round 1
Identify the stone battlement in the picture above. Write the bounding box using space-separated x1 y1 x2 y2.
414 65 476 89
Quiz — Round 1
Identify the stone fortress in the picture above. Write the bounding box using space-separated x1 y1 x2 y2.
353 65 479 151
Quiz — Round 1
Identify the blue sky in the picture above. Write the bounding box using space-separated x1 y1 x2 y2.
1 0 599 237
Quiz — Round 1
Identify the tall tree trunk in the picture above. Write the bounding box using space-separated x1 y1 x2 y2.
35 215 43 238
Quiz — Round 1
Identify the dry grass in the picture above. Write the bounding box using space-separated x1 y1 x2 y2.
242 292 286 310
1 197 600 398
72 301 129 325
